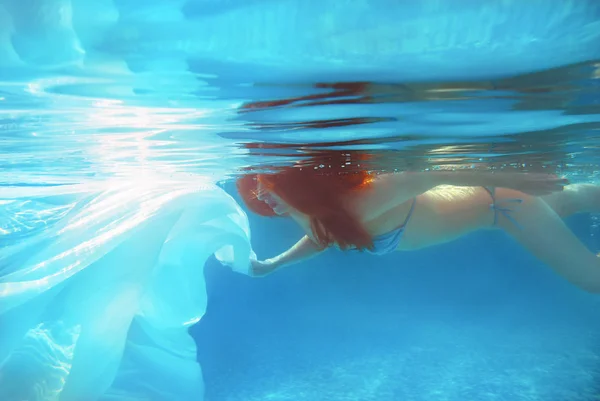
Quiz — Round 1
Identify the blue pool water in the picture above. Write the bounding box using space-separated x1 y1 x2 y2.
196 191 600 401
1 1 600 400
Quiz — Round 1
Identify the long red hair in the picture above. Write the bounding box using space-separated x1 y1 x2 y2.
236 152 375 251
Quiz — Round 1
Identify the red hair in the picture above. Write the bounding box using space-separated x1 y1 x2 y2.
236 152 375 251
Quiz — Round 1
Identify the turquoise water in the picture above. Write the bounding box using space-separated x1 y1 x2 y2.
2 1 600 400
195 204 600 401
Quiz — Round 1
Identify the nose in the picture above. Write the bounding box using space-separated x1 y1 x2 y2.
256 181 266 200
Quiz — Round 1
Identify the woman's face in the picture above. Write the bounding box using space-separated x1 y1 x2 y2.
256 180 291 216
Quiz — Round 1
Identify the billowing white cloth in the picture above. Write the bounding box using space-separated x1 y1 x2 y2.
0 182 254 401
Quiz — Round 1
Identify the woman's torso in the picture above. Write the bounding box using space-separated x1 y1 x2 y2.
288 185 497 252
358 185 496 251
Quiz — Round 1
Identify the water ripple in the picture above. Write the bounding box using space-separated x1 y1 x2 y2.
1 1 600 186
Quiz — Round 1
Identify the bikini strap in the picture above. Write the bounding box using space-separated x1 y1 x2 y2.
483 187 523 229
401 197 417 228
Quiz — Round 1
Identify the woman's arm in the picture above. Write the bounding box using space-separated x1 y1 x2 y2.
251 235 327 277
426 170 568 194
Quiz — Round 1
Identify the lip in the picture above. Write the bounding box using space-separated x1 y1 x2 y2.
260 191 287 214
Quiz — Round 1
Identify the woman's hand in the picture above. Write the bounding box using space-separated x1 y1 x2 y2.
250 258 279 277
499 173 569 196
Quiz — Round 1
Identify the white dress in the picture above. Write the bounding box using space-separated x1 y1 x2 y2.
0 181 254 401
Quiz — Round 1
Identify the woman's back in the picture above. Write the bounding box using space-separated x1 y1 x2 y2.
348 184 493 251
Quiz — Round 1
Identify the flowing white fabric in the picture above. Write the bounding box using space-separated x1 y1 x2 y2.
0 182 254 401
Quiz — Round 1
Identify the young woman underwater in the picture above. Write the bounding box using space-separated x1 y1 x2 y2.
237 152 600 294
